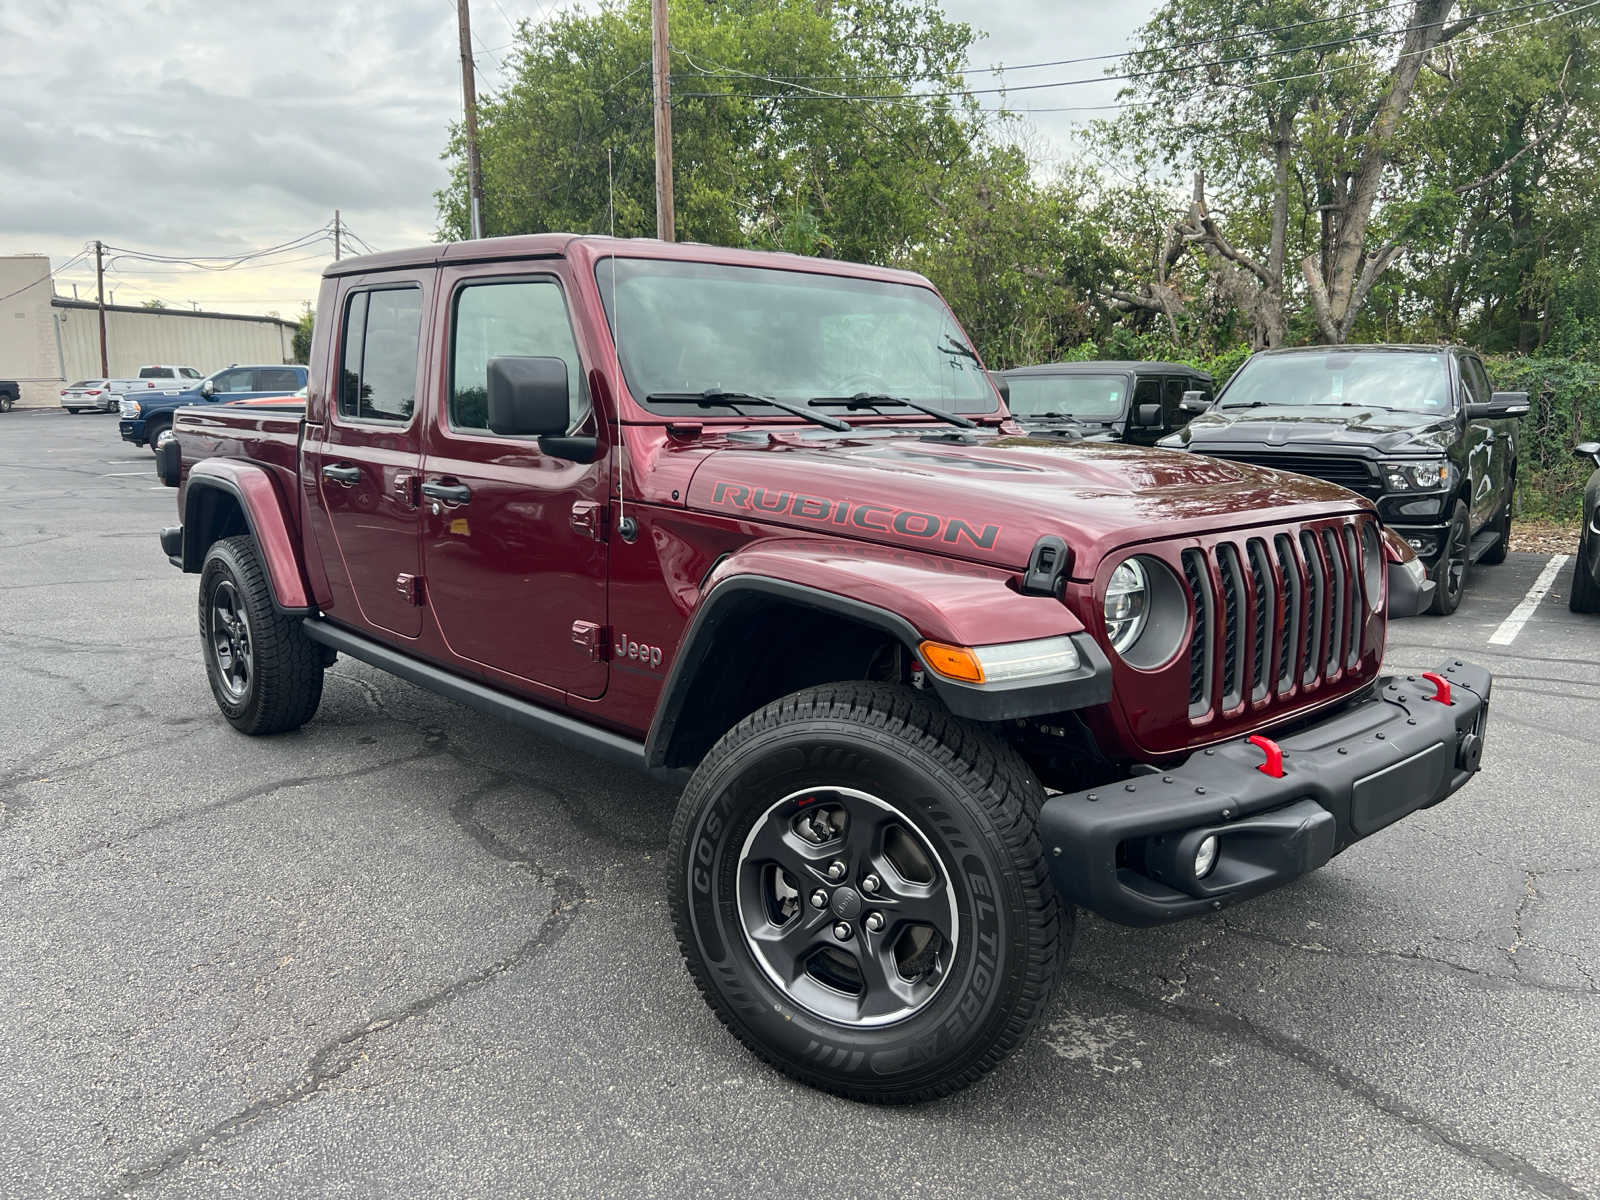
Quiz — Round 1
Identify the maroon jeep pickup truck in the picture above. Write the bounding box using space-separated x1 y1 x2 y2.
158 235 1490 1102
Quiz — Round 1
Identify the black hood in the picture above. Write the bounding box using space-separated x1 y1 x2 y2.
1164 403 1457 456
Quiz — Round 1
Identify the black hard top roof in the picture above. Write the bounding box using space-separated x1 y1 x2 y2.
1000 360 1213 379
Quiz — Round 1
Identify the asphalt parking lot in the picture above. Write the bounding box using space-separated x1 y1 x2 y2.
3 409 1597 1200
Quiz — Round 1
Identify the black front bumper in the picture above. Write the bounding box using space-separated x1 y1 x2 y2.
1040 661 1491 926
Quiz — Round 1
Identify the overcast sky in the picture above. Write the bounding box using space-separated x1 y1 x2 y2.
1 0 1154 318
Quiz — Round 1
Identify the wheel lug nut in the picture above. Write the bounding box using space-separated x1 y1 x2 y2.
860 874 879 894
809 890 828 909
833 922 852 941
864 911 884 933
826 861 847 881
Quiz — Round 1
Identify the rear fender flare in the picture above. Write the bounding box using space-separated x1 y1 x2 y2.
182 461 312 614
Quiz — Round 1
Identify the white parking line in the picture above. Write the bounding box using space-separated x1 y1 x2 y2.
103 471 147 477
1488 554 1570 646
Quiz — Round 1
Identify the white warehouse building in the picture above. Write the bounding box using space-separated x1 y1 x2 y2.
1 255 299 407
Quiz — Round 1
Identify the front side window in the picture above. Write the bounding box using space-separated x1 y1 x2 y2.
596 258 996 416
338 287 422 423
182 367 202 379
1004 373 1127 419
450 279 586 432
1218 351 1450 413
213 369 252 393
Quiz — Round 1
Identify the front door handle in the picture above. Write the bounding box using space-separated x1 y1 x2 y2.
421 480 472 504
322 464 361 485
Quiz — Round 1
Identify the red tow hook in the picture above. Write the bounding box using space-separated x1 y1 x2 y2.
1247 734 1285 778
1420 672 1453 705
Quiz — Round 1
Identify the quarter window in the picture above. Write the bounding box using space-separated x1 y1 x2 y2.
339 287 423 423
449 279 586 433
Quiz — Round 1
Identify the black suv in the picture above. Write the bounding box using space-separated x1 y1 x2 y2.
998 361 1213 445
1161 345 1527 615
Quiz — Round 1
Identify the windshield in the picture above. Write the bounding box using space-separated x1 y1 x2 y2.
1219 351 1450 413
596 258 998 416
1005 373 1128 419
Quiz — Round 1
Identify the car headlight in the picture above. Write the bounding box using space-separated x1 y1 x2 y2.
1381 459 1449 491
123 399 141 416
1105 559 1149 654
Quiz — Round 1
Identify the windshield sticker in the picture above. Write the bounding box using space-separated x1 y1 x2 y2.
710 481 1001 550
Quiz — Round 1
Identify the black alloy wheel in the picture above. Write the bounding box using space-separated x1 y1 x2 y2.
1429 500 1470 616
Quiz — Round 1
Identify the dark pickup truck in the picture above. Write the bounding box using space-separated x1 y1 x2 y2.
158 236 1490 1102
998 360 1212 444
1161 345 1528 615
0 381 18 412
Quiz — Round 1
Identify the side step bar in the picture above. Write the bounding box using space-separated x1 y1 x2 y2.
301 620 676 780
1467 531 1502 565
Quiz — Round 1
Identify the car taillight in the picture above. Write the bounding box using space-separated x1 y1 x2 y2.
88 389 101 395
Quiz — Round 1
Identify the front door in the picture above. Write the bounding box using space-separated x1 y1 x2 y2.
305 280 430 640
1461 355 1506 529
420 267 609 699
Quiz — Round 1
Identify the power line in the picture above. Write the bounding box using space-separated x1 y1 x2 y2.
99 227 334 272
677 0 1588 106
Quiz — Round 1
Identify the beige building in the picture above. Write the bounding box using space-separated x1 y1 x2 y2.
1 255 298 407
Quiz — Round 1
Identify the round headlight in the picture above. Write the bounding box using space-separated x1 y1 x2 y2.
1105 559 1149 654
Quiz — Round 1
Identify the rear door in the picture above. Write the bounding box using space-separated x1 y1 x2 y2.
419 266 609 699
1459 354 1503 529
304 277 431 640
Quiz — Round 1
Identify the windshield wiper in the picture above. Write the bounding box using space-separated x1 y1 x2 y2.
809 393 975 429
644 388 851 432
1219 401 1272 409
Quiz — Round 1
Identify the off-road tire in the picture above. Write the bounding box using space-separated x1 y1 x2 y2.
1480 483 1512 566
1571 537 1600 613
198 535 323 734
669 681 1068 1103
1428 500 1470 616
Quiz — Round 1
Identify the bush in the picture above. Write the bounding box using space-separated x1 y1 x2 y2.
1484 356 1600 519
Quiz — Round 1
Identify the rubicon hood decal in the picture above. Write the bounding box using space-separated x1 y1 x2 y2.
709 481 1001 550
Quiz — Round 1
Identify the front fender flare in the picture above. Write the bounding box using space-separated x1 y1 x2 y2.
644 540 1110 768
182 459 312 614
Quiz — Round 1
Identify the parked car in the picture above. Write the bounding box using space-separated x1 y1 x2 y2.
59 379 121 413
0 381 17 412
999 361 1213 444
1161 345 1527 615
156 235 1487 1103
120 363 308 450
1571 441 1600 613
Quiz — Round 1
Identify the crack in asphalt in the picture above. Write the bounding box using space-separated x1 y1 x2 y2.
1080 972 1593 1200
105 772 589 1197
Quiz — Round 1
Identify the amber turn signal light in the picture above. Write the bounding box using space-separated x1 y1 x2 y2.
919 640 985 683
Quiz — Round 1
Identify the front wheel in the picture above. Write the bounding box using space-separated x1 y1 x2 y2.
1571 538 1600 614
1428 501 1470 615
669 682 1068 1102
198 536 324 734
145 420 170 453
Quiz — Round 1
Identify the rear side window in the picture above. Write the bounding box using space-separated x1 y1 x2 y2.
339 287 423 423
138 366 173 379
258 367 303 392
1161 377 1188 424
449 279 586 433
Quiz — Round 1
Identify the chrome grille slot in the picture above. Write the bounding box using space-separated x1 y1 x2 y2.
1343 524 1364 668
1217 542 1246 710
1273 534 1300 694
1182 549 1213 718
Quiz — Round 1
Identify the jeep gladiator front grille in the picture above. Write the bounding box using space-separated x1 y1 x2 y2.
1181 516 1378 722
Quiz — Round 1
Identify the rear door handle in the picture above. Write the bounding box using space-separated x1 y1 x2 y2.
421 480 472 504
322 464 361 485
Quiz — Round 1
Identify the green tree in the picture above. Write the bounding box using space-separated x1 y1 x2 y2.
292 305 315 365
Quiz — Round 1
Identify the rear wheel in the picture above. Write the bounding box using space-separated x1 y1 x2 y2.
65 407 82 415
0 394 13 412
1571 536 1600 613
669 681 1067 1103
1428 501 1470 615
198 535 324 734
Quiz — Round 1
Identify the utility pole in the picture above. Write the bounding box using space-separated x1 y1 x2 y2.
651 0 675 241
94 240 108 377
457 0 486 240
333 209 341 261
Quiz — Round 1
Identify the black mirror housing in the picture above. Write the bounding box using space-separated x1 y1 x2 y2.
1575 441 1600 466
1468 391 1531 420
486 355 572 437
1134 403 1162 427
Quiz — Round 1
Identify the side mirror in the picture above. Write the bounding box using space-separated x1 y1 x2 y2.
486 355 597 461
1134 403 1162 427
990 373 1011 406
1575 441 1600 468
200 379 215 397
1179 389 1211 415
1466 391 1530 419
